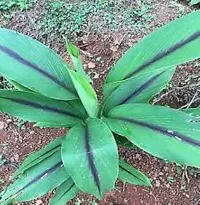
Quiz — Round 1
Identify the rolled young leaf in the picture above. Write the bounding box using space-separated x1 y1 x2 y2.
103 104 200 167
0 150 69 204
102 67 175 114
13 136 64 179
0 90 83 127
0 28 77 100
119 159 151 186
61 118 119 198
105 11 200 85
66 41 91 82
69 70 99 118
50 178 79 205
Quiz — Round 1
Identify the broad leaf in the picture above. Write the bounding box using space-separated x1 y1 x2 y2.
105 11 200 86
185 108 200 118
0 90 83 127
119 159 151 186
103 104 200 167
13 136 64 179
61 118 118 198
7 79 33 92
69 70 99 117
0 151 69 204
68 100 88 119
103 67 175 113
0 28 77 100
50 178 79 205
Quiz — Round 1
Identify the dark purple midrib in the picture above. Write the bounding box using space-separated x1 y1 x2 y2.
1 161 63 203
15 145 61 177
120 71 165 105
57 182 75 201
1 96 81 119
115 117 200 147
0 44 72 91
84 125 101 193
119 165 146 184
125 31 200 79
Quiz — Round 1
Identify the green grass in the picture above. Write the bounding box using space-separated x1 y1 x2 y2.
0 0 36 11
39 0 153 38
0 0 36 20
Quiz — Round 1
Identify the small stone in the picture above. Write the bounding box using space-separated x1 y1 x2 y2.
165 183 170 188
14 154 19 162
0 121 5 130
88 62 96 69
155 179 161 187
135 154 140 159
113 34 123 45
110 45 118 52
164 166 169 172
159 172 164 176
11 154 19 162
36 200 43 205
6 119 12 124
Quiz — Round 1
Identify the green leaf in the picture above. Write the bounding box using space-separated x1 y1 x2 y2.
0 151 69 204
102 67 175 114
115 134 136 149
103 104 200 167
66 40 91 82
13 136 64 179
68 100 88 119
7 79 33 92
105 11 200 85
190 0 200 5
61 118 118 198
184 108 200 118
69 70 99 118
119 159 151 186
50 178 79 205
0 90 83 128
0 28 77 100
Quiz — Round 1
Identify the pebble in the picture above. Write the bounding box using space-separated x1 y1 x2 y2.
165 184 170 188
159 172 164 176
164 166 169 172
155 179 161 187
135 154 141 159
10 154 19 162
0 121 5 129
35 200 43 205
6 119 12 124
88 62 96 69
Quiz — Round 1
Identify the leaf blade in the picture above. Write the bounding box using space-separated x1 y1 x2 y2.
13 136 64 179
0 150 69 204
61 118 119 198
50 178 79 205
0 28 77 100
103 104 200 167
0 90 83 127
69 70 98 118
119 159 151 186
105 11 200 84
103 67 175 113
